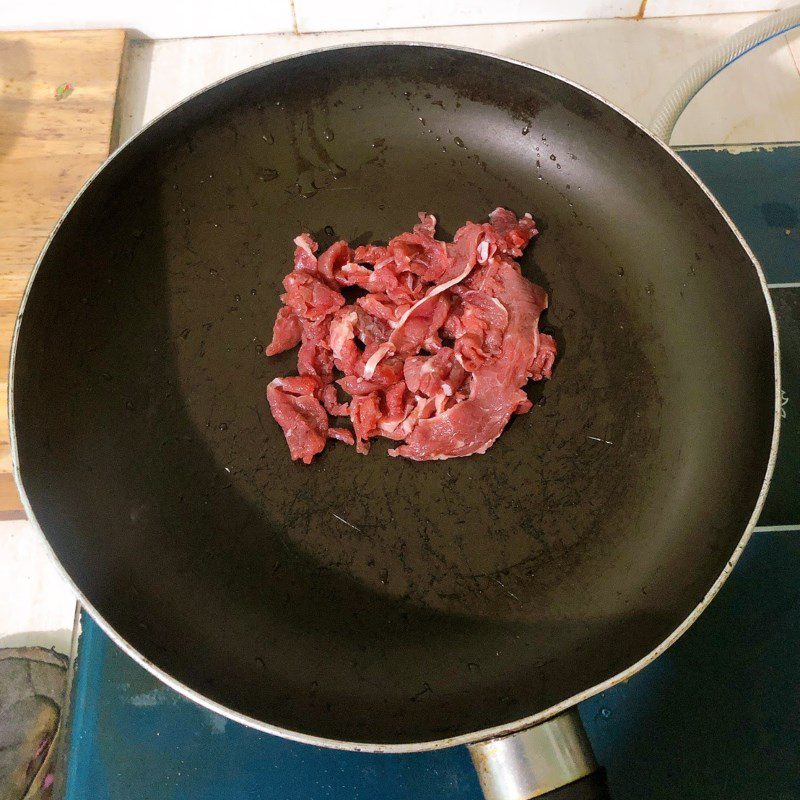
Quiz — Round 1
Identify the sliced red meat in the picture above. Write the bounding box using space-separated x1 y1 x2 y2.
530 332 557 381
282 271 344 321
357 347 405 385
269 375 322 396
354 305 391 346
383 380 408 417
370 262 421 306
338 375 385 396
322 384 350 417
515 398 534 415
487 207 538 257
376 381 412 440
328 427 355 445
293 233 319 274
329 307 361 374
350 393 382 454
440 222 483 286
265 209 555 463
317 240 354 286
266 378 330 464
390 293 450 356
414 212 437 237
442 295 465 339
454 290 509 371
389 261 549 460
387 229 449 283
362 341 395 379
336 261 374 288
357 293 402 326
396 395 437 439
297 338 333 384
389 223 482 345
265 306 302 356
353 244 389 264
403 348 467 399
338 353 403 396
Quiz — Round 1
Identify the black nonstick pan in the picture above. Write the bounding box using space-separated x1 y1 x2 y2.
10 44 779 798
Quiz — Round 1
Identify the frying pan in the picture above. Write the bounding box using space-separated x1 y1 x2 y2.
10 44 779 798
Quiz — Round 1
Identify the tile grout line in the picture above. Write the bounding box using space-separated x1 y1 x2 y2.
754 524 800 533
785 31 800 80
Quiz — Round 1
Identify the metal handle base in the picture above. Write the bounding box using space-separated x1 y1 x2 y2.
468 709 598 800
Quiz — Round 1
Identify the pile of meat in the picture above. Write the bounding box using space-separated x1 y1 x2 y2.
265 208 556 463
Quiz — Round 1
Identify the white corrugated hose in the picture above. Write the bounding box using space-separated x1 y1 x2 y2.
650 5 800 143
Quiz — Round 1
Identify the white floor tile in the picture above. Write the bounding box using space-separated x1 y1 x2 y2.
118 13 800 148
0 520 76 655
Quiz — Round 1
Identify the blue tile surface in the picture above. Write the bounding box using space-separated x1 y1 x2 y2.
64 533 800 800
64 146 800 799
67 614 483 800
581 532 800 799
678 146 800 284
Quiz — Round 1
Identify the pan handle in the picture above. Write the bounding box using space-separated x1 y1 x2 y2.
468 709 609 799
534 771 610 800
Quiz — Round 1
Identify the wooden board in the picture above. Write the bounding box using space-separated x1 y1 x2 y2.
0 30 127 514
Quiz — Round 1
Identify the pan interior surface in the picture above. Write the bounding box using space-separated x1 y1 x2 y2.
12 46 775 746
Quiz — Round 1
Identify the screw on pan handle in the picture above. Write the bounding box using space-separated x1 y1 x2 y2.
468 708 608 799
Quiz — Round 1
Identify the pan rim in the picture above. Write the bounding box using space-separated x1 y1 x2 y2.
8 40 781 753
